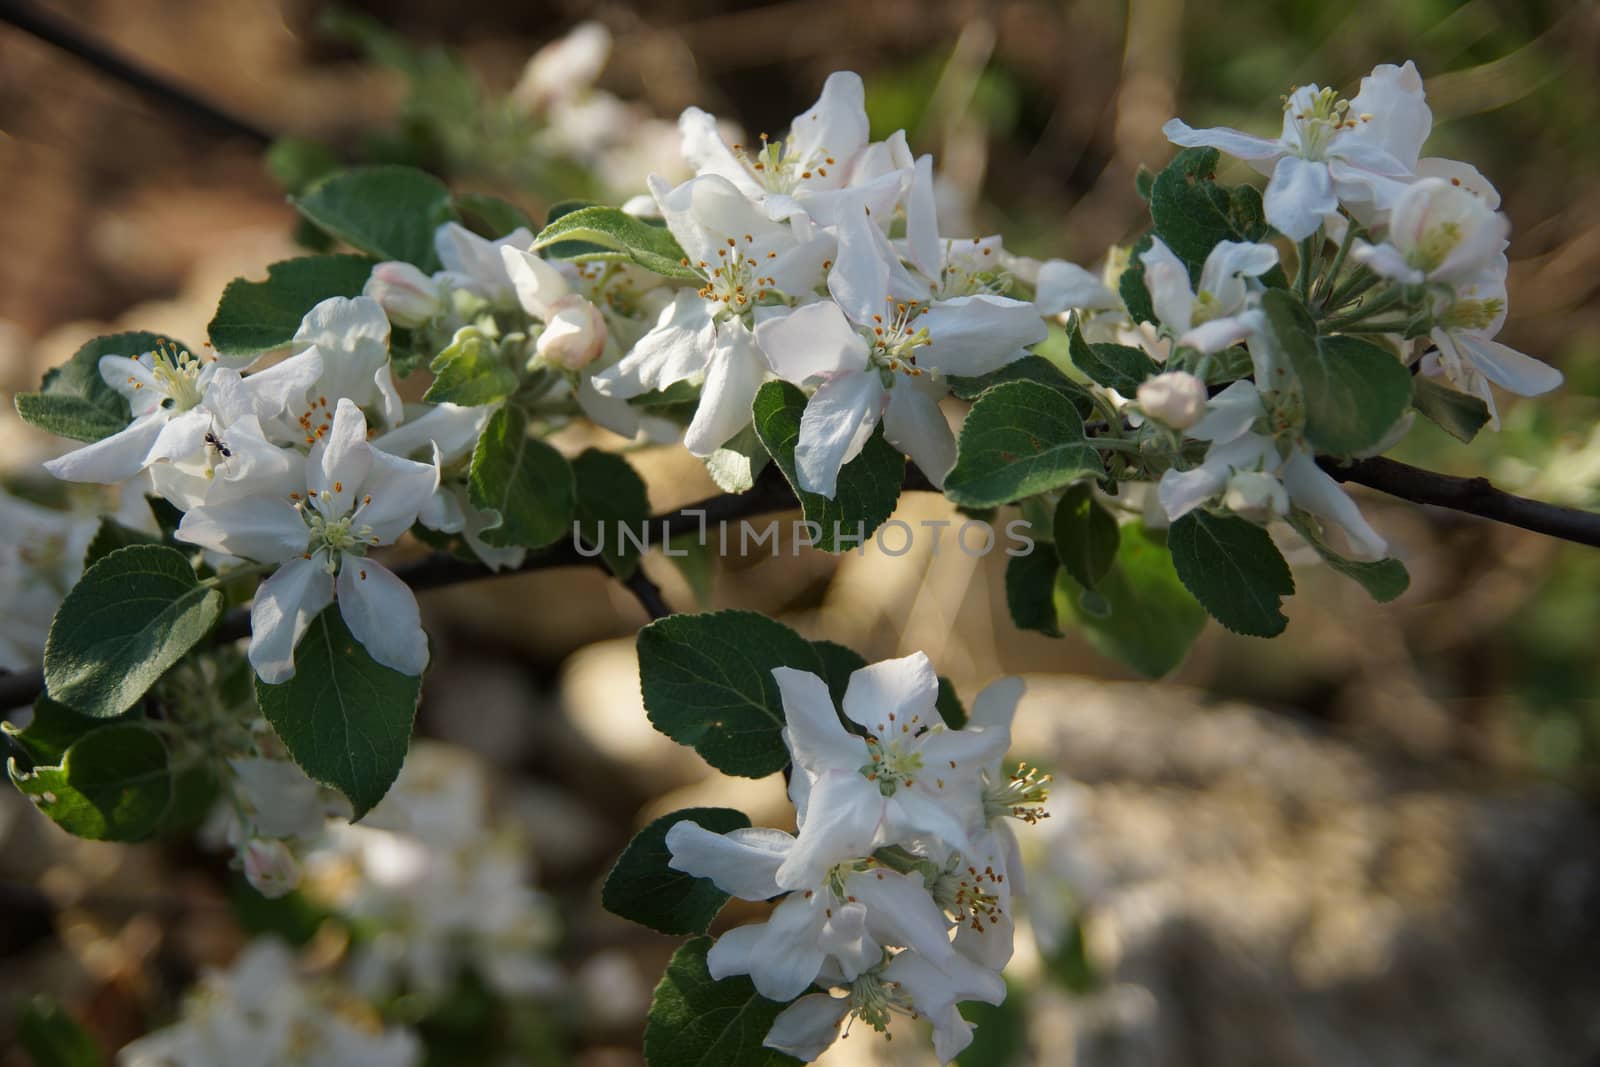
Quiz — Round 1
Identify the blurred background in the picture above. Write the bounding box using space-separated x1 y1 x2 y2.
2 0 1599 1064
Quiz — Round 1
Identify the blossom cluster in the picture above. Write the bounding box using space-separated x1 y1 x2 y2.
665 652 1044 1062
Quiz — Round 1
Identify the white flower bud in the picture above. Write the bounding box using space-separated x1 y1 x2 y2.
1223 470 1289 523
536 294 607 370
1136 371 1209 430
242 837 302 899
364 261 443 328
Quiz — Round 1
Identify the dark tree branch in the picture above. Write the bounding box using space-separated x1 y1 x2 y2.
1319 455 1600 548
0 0 275 146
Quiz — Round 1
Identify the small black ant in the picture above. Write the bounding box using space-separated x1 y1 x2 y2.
204 429 232 460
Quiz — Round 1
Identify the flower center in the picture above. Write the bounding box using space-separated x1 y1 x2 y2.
1438 296 1503 332
1283 86 1365 160
929 853 1006 934
1409 221 1463 274
933 240 1010 300
148 339 209 412
863 299 933 384
694 236 779 320
735 132 836 195
294 488 380 574
982 761 1051 824
294 394 336 448
843 964 914 1036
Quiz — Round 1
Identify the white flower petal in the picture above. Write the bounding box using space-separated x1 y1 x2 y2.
1454 333 1563 397
968 676 1024 735
762 994 849 1061
678 107 765 200
775 770 883 891
1345 60 1431 172
788 71 870 181
591 291 714 398
917 295 1047 377
99 355 163 415
1163 118 1285 163
337 559 428 677
176 496 307 562
664 821 792 901
1035 259 1120 316
500 246 571 319
309 399 372 516
882 382 955 488
357 446 440 544
841 651 939 733
754 301 869 385
1281 451 1387 562
1139 237 1195 334
683 321 766 457
373 403 492 465
774 666 868 775
1264 155 1337 240
248 557 334 684
42 414 165 484
846 867 959 970
794 370 885 498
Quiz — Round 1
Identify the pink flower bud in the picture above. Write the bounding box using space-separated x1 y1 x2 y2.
536 294 607 370
242 838 302 899
364 262 442 328
1136 371 1208 430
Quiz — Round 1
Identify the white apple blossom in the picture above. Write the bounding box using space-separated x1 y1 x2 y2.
665 819 960 1001
251 296 405 443
1422 262 1562 428
1158 380 1388 560
756 205 1046 495
433 222 537 308
510 20 611 115
363 261 443 328
1164 70 1422 240
176 399 438 682
1140 236 1278 354
773 652 1013 889
1351 177 1508 286
591 173 833 456
117 939 421 1067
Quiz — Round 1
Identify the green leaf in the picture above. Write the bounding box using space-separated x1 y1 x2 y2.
292 165 457 269
666 533 717 609
3 695 119 767
1261 290 1412 454
602 807 751 935
467 405 576 549
254 606 421 818
1054 523 1206 677
947 354 1095 418
207 255 378 356
18 997 102 1067
1168 510 1295 637
532 205 700 280
936 675 968 728
1068 316 1160 395
454 191 535 239
1118 234 1157 325
43 545 223 718
1412 376 1491 443
10 723 171 841
573 448 651 578
1053 485 1119 590
1006 551 1063 637
1288 514 1410 603
957 983 1029 1067
752 381 905 553
266 136 340 195
636 610 838 777
14 331 175 442
82 516 161 569
422 330 520 406
809 639 868 707
644 937 800 1067
1149 147 1272 274
945 381 1102 508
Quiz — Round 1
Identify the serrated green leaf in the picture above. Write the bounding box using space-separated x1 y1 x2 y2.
751 381 905 553
454 191 535 239
3 696 121 767
207 255 378 356
10 723 171 841
533 205 700 280
947 354 1094 418
574 448 651 578
15 331 175 442
1068 316 1160 395
467 405 576 549
293 165 457 269
1168 510 1294 637
1053 485 1119 590
637 610 840 778
1055 523 1206 677
644 937 800 1067
1118 234 1157 324
936 675 968 728
1261 290 1412 454
254 606 421 818
1412 376 1491 443
602 807 751 935
43 545 223 718
1150 147 1272 275
809 639 867 708
1006 551 1063 637
1288 514 1410 603
422 331 520 406
82 516 161 569
18 997 103 1067
945 381 1101 508
266 136 339 195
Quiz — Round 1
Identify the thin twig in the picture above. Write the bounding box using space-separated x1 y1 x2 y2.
1321 455 1600 548
0 0 275 146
